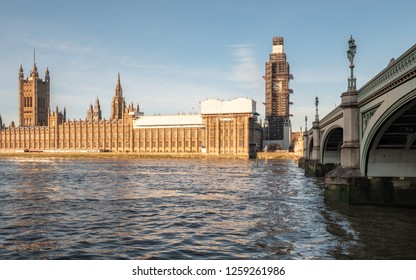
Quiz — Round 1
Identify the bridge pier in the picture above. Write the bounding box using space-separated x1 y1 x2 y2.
300 160 337 177
305 160 325 177
325 171 416 206
324 88 362 202
339 90 360 169
325 167 367 203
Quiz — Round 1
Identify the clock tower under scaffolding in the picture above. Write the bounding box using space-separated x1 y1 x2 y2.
264 36 293 150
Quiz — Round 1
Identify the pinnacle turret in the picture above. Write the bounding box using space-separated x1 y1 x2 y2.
32 49 38 77
115 72 123 97
94 97 102 121
19 64 24 80
110 72 125 120
95 96 100 108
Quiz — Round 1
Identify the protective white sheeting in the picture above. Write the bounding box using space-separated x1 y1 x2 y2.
200 98 256 115
133 114 203 129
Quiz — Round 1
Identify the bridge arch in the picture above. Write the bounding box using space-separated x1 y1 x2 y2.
307 136 313 159
321 126 343 164
362 90 416 177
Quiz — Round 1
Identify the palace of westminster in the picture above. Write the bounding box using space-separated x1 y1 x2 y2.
0 37 293 157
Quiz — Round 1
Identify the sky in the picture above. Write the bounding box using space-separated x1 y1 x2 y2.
0 0 415 131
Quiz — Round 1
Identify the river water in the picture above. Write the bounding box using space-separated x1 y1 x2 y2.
0 157 415 259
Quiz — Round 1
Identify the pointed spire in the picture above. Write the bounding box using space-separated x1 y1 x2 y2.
305 116 308 132
19 64 24 79
93 97 102 121
45 66 50 83
95 96 100 107
32 48 38 75
115 72 123 97
87 103 93 122
30 48 39 78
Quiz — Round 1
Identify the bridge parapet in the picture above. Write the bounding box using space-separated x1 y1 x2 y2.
319 106 343 129
358 44 416 104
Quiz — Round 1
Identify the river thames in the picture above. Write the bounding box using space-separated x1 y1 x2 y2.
0 157 415 259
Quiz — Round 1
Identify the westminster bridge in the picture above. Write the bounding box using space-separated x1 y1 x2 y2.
300 39 416 206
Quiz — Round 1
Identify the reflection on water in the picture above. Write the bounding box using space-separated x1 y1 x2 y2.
0 157 415 259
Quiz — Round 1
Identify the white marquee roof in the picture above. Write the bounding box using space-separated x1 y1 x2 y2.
133 98 257 129
133 114 203 129
200 97 256 115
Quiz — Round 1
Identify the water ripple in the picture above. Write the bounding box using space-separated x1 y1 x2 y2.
1 157 416 259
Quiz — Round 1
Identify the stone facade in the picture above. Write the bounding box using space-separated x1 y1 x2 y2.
132 98 262 157
0 62 262 157
0 114 135 153
203 112 259 157
292 131 304 156
18 63 50 127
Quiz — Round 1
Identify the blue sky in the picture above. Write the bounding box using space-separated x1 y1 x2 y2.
0 0 415 131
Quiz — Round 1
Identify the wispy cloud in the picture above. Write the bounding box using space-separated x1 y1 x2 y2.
35 39 94 55
227 44 263 89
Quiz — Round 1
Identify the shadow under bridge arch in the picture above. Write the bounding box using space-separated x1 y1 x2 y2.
322 127 343 165
365 99 416 177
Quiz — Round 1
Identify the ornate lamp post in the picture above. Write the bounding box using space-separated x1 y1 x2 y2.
347 36 357 92
311 96 320 162
303 115 309 159
304 116 308 132
340 35 360 170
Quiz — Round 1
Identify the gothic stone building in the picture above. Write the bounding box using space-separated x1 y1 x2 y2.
133 98 262 156
0 62 262 157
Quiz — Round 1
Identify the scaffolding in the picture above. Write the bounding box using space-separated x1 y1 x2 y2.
264 37 292 141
